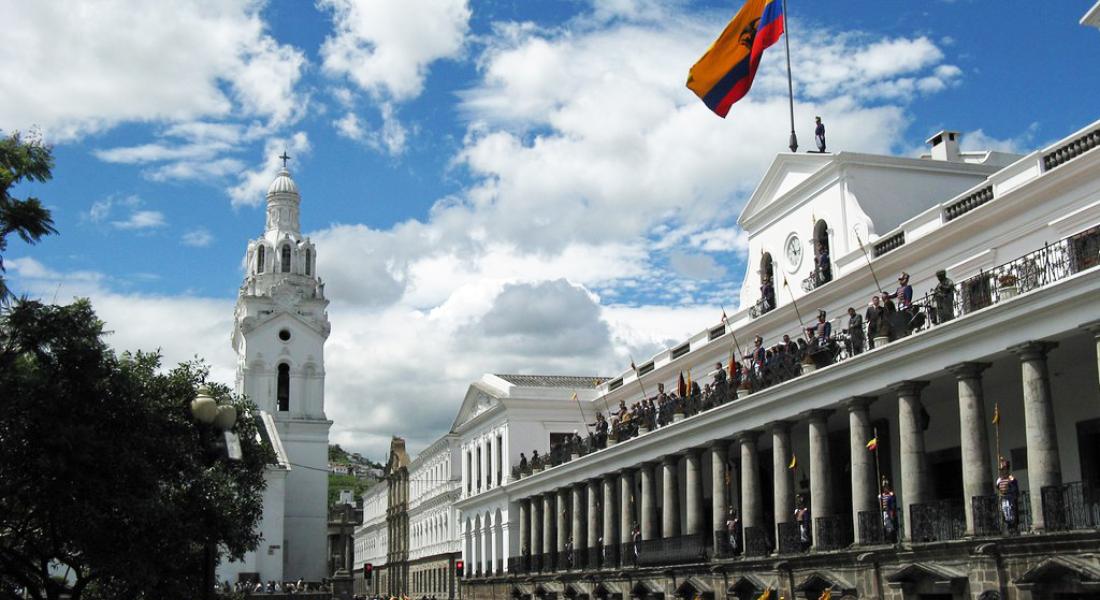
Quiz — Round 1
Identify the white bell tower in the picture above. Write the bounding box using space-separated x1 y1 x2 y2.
232 155 331 581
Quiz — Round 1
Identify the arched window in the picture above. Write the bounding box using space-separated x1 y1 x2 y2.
813 219 832 284
281 245 291 273
256 245 265 273
305 248 312 276
277 363 290 411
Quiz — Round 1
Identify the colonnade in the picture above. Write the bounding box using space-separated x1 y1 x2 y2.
503 332 1096 572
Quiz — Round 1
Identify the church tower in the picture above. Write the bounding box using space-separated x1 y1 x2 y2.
232 159 331 581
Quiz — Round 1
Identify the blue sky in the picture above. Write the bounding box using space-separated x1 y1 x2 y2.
4 0 1098 458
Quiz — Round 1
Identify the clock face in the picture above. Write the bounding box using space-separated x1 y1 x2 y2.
784 234 803 271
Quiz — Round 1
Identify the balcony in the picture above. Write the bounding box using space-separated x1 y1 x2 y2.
1041 481 1100 531
814 515 853 550
634 533 708 567
743 526 771 557
972 493 1032 536
909 499 966 543
856 510 897 546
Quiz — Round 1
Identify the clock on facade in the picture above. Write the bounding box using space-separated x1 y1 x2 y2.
784 233 803 271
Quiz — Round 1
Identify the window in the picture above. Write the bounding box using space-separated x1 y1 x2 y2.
281 245 291 273
305 248 312 276
256 245 265 273
277 363 290 411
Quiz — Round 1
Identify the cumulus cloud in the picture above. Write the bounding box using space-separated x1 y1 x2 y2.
228 132 311 207
86 195 166 231
959 122 1041 154
182 228 215 248
0 1 306 140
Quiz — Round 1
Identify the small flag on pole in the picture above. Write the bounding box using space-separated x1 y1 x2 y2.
756 589 772 600
678 371 687 397
788 454 797 470
866 436 878 452
630 360 638 373
992 403 1000 425
721 308 729 325
686 369 692 394
818 588 832 600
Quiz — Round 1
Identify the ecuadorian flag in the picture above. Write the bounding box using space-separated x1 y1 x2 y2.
686 0 785 117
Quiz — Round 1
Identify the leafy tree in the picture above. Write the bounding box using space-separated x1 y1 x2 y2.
0 132 58 303
0 299 272 600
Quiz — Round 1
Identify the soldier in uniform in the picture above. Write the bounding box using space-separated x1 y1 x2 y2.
712 361 729 405
726 507 742 554
794 495 811 550
865 295 884 348
879 478 898 542
816 241 832 283
761 274 776 313
745 335 767 387
846 306 865 355
995 457 1020 531
805 309 832 353
932 269 956 324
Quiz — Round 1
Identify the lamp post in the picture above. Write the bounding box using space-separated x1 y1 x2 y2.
190 385 242 600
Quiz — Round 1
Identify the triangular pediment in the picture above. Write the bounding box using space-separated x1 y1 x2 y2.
794 571 855 595
450 380 506 432
727 574 766 594
886 562 966 585
738 153 834 230
1015 556 1100 585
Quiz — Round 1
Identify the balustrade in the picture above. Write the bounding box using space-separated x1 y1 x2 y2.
1041 482 1100 531
713 529 740 559
743 526 771 557
776 521 808 554
972 493 1031 536
814 515 852 550
633 533 707 567
910 499 966 543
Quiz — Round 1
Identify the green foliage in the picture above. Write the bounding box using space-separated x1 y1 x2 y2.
0 131 58 302
0 299 272 600
328 473 374 506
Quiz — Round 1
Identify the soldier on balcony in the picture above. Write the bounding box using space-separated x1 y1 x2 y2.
996 456 1020 531
518 452 528 473
879 478 898 543
846 306 865 355
726 507 742 554
794 495 812 550
761 274 776 313
805 309 832 353
932 269 956 324
816 242 832 284
712 361 729 404
745 335 767 386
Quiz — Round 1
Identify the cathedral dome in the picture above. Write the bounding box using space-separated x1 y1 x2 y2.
267 168 299 196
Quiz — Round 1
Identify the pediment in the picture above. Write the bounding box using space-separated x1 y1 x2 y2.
632 579 663 595
450 381 505 431
739 153 833 231
675 576 712 595
1015 556 1100 587
794 571 855 595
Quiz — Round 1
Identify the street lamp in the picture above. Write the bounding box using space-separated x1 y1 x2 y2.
190 384 243 599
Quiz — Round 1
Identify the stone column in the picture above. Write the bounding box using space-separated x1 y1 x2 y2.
947 362 993 536
571 484 586 565
530 496 542 566
892 380 930 539
542 494 555 558
771 421 794 539
845 397 877 538
519 499 530 559
501 521 511 573
1083 321 1100 394
807 409 833 548
737 432 762 530
480 518 488 575
685 448 704 535
619 469 634 549
557 488 570 559
710 441 730 542
603 474 618 557
490 517 498 574
640 462 659 540
662 454 681 538
587 479 600 554
1009 341 1061 531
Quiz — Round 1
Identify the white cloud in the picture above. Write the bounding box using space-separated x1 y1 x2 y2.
0 1 306 140
112 210 166 230
182 228 215 248
319 0 471 101
959 123 1040 154
332 103 408 155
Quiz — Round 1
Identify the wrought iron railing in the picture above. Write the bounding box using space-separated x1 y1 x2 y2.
743 526 771 557
801 267 833 292
600 543 618 568
1043 125 1100 171
749 296 774 319
972 493 1032 536
814 515 852 550
620 542 637 567
856 510 897 545
1041 481 1100 531
634 533 707 566
910 499 966 543
713 529 740 559
776 521 808 554
507 556 527 574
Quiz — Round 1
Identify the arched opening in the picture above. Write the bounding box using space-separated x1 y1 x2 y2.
277 363 290 411
759 252 776 314
256 245 265 273
281 244 291 273
813 219 832 285
305 248 312 276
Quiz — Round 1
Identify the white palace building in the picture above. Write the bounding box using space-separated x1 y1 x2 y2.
345 111 1100 600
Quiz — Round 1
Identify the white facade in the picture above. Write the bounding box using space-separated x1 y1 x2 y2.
354 479 390 575
231 166 333 582
408 435 462 562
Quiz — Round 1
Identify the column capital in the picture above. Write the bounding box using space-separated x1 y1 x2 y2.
1080 320 1100 337
801 408 834 423
683 447 704 459
734 430 761 444
617 466 635 478
946 361 991 380
661 454 680 467
889 380 929 396
1008 340 1059 361
842 396 877 412
708 439 731 452
768 420 793 434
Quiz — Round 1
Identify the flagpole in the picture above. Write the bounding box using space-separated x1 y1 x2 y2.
855 232 886 296
722 305 748 370
572 391 591 436
782 275 808 337
782 0 798 153
629 356 650 402
872 427 884 542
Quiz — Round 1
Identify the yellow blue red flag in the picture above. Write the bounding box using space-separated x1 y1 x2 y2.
686 0 785 117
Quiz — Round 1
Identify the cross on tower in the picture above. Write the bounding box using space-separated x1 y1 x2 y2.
279 151 291 168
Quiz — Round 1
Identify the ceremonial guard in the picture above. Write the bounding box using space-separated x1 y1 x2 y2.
996 457 1020 531
760 274 776 313
726 507 741 554
879 478 898 542
794 495 811 550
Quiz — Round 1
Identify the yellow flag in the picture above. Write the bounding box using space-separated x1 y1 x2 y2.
757 590 771 600
992 403 1000 425
819 589 832 600
788 454 797 470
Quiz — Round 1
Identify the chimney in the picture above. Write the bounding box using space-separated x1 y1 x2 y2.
926 130 961 162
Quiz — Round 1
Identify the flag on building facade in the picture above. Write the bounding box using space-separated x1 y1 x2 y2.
686 0 785 117
992 402 1000 425
819 588 832 600
866 436 878 452
788 454 797 470
678 371 688 397
756 589 772 600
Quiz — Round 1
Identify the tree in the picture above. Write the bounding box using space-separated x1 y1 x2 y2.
0 131 58 303
0 299 273 600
